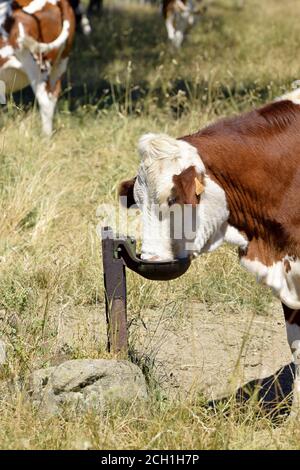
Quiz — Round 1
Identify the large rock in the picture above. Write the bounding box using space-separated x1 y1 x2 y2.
28 359 148 415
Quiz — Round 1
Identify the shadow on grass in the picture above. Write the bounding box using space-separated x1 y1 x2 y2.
209 363 295 422
10 3 277 115
64 5 275 112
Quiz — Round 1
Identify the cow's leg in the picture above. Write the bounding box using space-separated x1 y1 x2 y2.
15 49 57 135
81 14 92 36
35 81 57 136
165 13 176 44
77 3 92 35
38 57 70 135
16 49 69 135
166 15 184 49
185 0 195 25
36 56 70 135
282 303 300 417
173 13 187 48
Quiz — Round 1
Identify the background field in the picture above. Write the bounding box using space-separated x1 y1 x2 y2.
0 0 300 449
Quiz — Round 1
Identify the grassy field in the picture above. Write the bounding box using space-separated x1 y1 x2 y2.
0 0 300 449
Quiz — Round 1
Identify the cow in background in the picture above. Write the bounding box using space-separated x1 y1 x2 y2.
0 0 75 135
69 0 92 35
162 0 204 48
70 0 104 35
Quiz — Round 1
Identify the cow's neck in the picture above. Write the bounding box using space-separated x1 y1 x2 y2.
204 152 289 265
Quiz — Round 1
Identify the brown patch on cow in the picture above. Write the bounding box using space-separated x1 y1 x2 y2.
119 177 137 208
181 99 300 267
9 1 75 65
282 303 300 326
13 0 32 7
57 0 76 58
172 166 204 207
12 0 32 9
9 10 38 49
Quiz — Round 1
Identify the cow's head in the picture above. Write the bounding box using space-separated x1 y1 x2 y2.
119 133 230 261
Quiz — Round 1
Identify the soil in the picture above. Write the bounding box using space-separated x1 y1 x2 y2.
58 300 294 405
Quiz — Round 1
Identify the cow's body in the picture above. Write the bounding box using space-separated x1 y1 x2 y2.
162 0 196 48
183 96 300 311
0 0 75 134
120 88 300 415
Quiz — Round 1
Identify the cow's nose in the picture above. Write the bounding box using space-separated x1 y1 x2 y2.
147 256 161 261
141 253 161 261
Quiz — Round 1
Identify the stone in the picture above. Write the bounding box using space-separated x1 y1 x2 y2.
28 359 148 415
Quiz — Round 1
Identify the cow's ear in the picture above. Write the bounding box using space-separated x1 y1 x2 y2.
118 177 137 208
173 166 204 206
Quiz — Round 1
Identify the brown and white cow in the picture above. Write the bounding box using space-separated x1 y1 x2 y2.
120 88 300 413
162 0 203 48
0 0 75 135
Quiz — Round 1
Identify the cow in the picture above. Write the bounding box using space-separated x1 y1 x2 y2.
119 88 300 415
69 0 92 35
162 0 203 48
70 0 104 36
0 0 75 135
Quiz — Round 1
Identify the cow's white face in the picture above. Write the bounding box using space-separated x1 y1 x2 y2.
120 133 233 261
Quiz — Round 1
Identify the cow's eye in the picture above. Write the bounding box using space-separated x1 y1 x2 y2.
167 196 177 207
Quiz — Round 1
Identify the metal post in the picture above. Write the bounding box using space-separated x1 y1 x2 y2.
101 227 128 356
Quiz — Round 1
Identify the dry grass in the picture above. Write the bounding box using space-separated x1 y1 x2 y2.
0 0 299 449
